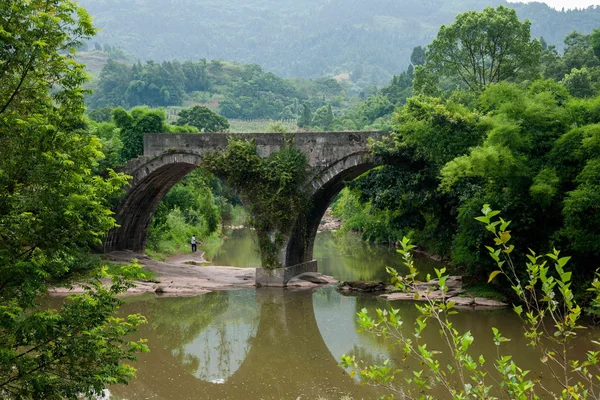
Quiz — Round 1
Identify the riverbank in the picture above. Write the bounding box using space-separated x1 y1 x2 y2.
50 250 338 296
50 250 256 296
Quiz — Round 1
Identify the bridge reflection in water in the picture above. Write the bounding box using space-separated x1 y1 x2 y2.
109 288 383 399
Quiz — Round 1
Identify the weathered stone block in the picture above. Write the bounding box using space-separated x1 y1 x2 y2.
255 260 318 287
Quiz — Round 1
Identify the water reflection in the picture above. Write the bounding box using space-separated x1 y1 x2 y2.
110 289 380 399
202 229 261 268
202 229 440 281
111 287 600 399
108 230 600 399
315 231 440 281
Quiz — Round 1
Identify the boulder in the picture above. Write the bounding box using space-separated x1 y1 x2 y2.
337 281 388 293
382 289 461 302
413 276 462 292
447 296 507 308
294 272 331 284
471 297 508 308
286 272 337 288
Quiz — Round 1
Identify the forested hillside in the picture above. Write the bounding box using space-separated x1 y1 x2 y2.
86 59 348 121
79 0 600 84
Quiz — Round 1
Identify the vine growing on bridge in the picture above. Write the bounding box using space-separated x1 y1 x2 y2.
202 135 309 269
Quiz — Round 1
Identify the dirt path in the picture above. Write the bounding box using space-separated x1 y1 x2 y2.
49 250 255 296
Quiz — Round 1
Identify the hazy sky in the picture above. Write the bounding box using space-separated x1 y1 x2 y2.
508 0 600 9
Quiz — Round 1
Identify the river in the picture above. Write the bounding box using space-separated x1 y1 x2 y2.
107 230 600 400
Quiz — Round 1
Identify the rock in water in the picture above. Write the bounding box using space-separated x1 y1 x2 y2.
294 272 331 284
286 272 338 288
337 281 388 293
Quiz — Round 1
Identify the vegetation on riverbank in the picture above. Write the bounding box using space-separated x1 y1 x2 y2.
344 206 600 399
335 7 600 289
104 260 158 282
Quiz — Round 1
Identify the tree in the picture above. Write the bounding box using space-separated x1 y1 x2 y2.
561 67 598 98
176 105 230 132
0 1 147 398
591 28 600 61
88 106 113 123
410 46 426 66
415 6 542 92
114 107 168 161
312 103 334 130
298 103 313 128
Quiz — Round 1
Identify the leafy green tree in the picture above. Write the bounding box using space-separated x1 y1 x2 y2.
410 46 426 66
176 105 230 132
312 103 334 130
298 103 313 128
114 107 196 162
563 32 600 73
415 6 542 92
0 1 147 398
88 106 113 123
591 28 600 61
561 67 598 98
88 119 123 173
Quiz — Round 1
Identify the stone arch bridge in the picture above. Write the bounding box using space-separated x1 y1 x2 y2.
104 131 387 283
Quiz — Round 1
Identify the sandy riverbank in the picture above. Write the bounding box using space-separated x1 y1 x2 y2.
50 249 337 296
50 250 256 296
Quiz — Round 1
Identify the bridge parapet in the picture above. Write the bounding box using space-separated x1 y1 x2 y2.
143 131 386 169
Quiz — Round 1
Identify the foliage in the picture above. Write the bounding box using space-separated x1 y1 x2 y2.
88 119 123 174
342 206 600 399
146 169 231 259
415 6 542 93
352 38 600 277
0 0 147 397
228 119 297 133
561 67 598 98
335 66 414 131
435 82 600 276
103 259 157 282
112 106 197 163
312 104 335 130
176 105 230 132
0 279 148 399
88 59 345 121
266 122 290 133
345 94 486 258
298 103 313 128
202 137 309 268
332 188 405 244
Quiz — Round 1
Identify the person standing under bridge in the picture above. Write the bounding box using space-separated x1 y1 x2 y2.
191 235 197 253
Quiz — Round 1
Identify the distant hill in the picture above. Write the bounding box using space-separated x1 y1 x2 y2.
78 0 600 85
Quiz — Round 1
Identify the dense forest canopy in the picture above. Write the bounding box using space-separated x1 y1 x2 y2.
86 59 347 121
78 0 600 85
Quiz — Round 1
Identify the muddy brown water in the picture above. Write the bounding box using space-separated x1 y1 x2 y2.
105 230 599 399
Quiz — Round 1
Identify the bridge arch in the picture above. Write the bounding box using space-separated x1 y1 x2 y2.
104 152 204 252
285 151 378 267
104 131 388 275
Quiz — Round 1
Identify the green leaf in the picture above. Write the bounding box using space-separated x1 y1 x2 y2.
488 270 503 283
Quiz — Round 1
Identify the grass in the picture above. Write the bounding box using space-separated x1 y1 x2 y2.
145 231 223 261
